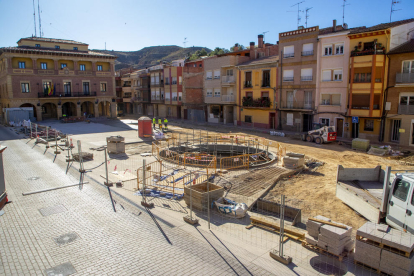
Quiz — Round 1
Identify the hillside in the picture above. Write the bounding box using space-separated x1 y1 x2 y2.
92 45 211 70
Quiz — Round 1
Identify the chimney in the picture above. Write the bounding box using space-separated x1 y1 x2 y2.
258 34 264 48
233 43 239 52
250 42 255 50
333 19 337 32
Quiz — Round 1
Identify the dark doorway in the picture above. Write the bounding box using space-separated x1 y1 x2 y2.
184 109 188 120
352 122 359 138
177 106 181 119
303 114 313 132
269 113 276 129
336 118 344 137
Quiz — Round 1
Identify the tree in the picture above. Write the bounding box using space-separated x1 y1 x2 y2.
189 48 210 61
230 44 246 52
208 47 230 57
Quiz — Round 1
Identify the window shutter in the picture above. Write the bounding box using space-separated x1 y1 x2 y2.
284 46 294 55
301 68 312 77
283 70 294 78
332 94 341 105
322 70 331 81
287 113 293 126
302 43 313 52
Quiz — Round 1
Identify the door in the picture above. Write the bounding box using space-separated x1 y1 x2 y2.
269 113 276 129
287 91 293 108
177 106 181 119
391 119 401 142
386 177 411 230
352 122 359 138
406 187 414 234
64 82 71 96
184 109 188 120
83 82 90 95
303 114 313 132
304 91 312 109
336 118 344 137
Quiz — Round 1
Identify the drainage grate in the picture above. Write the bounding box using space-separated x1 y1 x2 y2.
44 262 76 276
39 205 67 216
54 232 79 246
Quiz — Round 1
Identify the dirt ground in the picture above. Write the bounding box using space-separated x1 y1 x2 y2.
169 122 414 230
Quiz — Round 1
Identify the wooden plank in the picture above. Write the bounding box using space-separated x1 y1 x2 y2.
250 216 305 241
245 224 254 230
308 218 348 229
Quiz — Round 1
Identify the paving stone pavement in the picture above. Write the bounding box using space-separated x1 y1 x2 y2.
0 127 317 276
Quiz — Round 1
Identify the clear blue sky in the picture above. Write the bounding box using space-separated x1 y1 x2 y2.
0 0 413 51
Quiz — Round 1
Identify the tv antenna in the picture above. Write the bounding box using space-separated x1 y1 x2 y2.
390 0 401 22
290 1 305 28
262 31 269 43
304 7 313 28
32 0 37 37
183 37 188 48
342 0 350 25
38 0 42 37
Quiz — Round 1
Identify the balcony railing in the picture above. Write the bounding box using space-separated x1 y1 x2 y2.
280 101 314 110
151 95 164 101
222 95 235 102
396 73 414 83
284 53 294 58
283 77 294 82
242 97 271 108
244 81 252 88
301 76 313 81
301 50 314 56
350 48 385 57
221 75 235 84
398 104 414 115
38 92 97 98
261 82 271 88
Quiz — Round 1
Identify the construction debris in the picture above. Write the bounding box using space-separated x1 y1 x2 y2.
72 152 93 161
355 222 414 276
282 152 305 169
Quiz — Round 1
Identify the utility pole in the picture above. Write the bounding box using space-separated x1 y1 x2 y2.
390 0 401 22
37 0 42 37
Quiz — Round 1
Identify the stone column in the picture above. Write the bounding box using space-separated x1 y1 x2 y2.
110 103 117 118
36 105 43 121
76 103 82 117
94 103 99 118
57 105 62 119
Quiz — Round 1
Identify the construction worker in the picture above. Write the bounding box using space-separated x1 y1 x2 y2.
164 118 168 131
152 117 156 129
158 118 162 130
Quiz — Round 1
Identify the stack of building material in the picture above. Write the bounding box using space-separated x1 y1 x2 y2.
283 152 305 169
355 222 414 276
305 216 354 257
351 138 370 151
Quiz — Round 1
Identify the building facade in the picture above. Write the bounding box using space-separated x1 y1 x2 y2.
163 59 184 119
383 39 414 146
278 26 319 132
0 37 117 121
182 58 205 122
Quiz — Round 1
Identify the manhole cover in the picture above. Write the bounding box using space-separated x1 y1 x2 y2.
39 205 67 216
28 177 40 180
44 262 76 276
54 232 78 246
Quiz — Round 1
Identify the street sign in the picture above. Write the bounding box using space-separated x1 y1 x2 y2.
352 116 359 123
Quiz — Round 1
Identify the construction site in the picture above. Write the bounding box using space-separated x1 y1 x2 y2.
9 117 414 276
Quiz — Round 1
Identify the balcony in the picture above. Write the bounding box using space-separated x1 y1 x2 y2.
242 97 272 108
396 73 414 84
283 77 294 82
244 81 252 88
398 104 414 115
222 95 235 103
284 53 294 58
123 93 132 98
301 51 314 56
280 101 314 110
150 80 164 87
151 96 164 103
205 95 223 104
38 92 97 98
350 48 385 57
221 76 235 85
261 82 271 88
301 76 313 81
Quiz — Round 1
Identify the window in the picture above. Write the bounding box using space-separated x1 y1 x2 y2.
97 65 103 71
320 118 330 126
302 43 313 56
283 70 294 82
334 69 343 81
284 46 294 58
43 81 51 94
40 62 47 70
21 83 30 93
206 89 213 97
322 70 332 81
400 95 414 106
35 44 40 48
262 70 270 87
321 94 331 105
199 64 202 68
245 72 252 87
73 47 78 51
403 60 414 73
55 46 60 49
321 94 341 106
178 92 182 101
245 116 252 123
79 64 86 71
100 83 107 92
61 63 67 69
364 119 374 131
301 68 312 81
226 69 233 76
179 76 182 85
393 178 411 202
214 89 221 97
262 92 269 99
324 45 333 56
165 77 169 85
354 72 371 83
63 82 71 95
286 113 293 126
18 62 25 69
335 44 344 55
246 92 253 98
83 82 90 94
172 77 177 84
214 70 220 79
172 92 177 101
206 71 213 80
